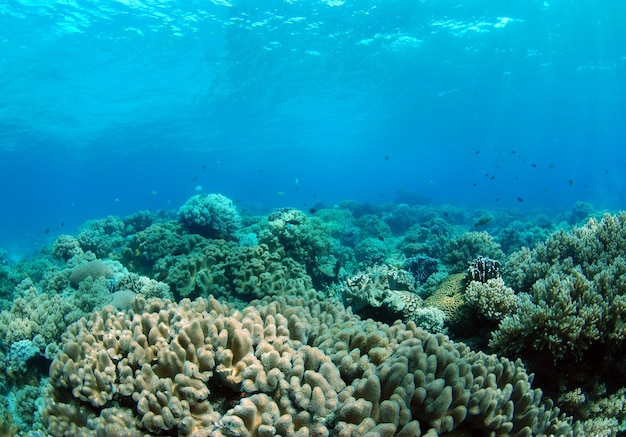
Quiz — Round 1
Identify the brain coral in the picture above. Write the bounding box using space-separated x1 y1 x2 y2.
178 194 242 239
44 295 579 436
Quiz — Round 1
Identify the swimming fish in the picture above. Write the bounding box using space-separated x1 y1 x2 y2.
474 216 492 227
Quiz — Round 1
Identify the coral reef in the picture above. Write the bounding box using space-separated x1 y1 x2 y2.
259 208 333 285
442 232 504 273
69 260 114 289
77 216 128 259
51 235 84 262
335 265 446 332
403 255 439 284
397 218 453 260
43 295 578 436
124 221 206 274
493 213 626 423
465 278 518 322
423 273 468 327
467 255 502 283
154 241 316 301
178 194 242 239
354 237 389 266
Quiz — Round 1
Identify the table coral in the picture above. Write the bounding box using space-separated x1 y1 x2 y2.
44 295 579 436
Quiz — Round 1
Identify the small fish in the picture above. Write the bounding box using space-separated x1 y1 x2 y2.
495 198 500 202
195 185 203 192
517 197 524 202
605 169 609 174
474 216 492 227
277 191 285 196
295 177 299 185
44 228 50 234
531 163 537 168
549 163 556 169
511 150 516 154
114 198 120 203
568 179 574 186
202 164 207 170
150 190 158 196
309 208 317 214
475 150 480 155
490 175 495 180
472 183 477 187
384 155 390 160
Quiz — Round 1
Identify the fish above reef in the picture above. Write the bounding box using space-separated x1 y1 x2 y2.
473 215 492 227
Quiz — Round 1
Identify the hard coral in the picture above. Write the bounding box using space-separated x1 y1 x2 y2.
154 241 316 301
493 213 626 422
178 193 242 239
44 295 578 436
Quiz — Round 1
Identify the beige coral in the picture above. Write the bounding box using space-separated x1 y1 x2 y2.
424 273 469 327
465 277 518 321
44 295 579 436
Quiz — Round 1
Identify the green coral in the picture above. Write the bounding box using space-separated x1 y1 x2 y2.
77 216 128 259
259 208 333 282
122 221 205 274
492 213 626 421
154 240 316 301
442 231 505 273
397 218 454 259
0 279 84 361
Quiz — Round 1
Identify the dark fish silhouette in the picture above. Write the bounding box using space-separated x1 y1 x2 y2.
474 216 492 227
517 197 524 202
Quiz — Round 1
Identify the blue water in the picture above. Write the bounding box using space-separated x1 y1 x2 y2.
1 0 625 256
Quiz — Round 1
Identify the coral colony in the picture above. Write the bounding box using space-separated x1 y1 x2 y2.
3 195 626 435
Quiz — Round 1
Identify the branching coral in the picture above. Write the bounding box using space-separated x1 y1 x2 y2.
465 278 518 322
493 213 626 421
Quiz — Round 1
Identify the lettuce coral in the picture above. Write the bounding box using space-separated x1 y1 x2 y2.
43 295 579 436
